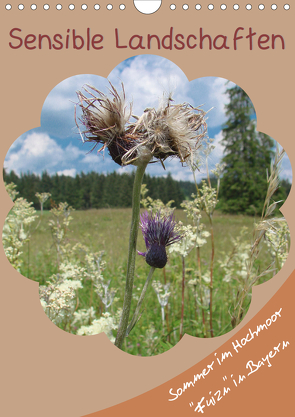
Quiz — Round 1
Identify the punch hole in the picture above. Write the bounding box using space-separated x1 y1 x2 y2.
220 4 227 10
81 3 88 9
195 4 201 10
233 4 239 10
258 4 265 10
94 4 100 9
284 4 290 10
18 3 24 9
271 4 277 10
107 4 113 9
43 4 50 10
170 4 176 10
208 4 214 10
56 3 62 10
119 4 126 9
5 4 12 9
31 4 37 10
183 4 189 10
246 4 252 10
134 1 162 14
69 4 75 10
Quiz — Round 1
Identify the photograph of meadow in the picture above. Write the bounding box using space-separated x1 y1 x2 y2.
3 56 291 355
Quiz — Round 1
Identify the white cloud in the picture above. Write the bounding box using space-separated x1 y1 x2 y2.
170 169 194 182
5 132 62 174
42 74 106 113
116 165 134 175
206 78 234 126
57 168 77 177
41 74 107 139
4 132 84 176
80 149 122 173
110 56 189 116
65 143 84 159
81 153 101 165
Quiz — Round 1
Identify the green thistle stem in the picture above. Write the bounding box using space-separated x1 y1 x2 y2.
115 161 149 349
126 266 155 336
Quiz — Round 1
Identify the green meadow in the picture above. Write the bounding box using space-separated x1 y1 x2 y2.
19 208 273 356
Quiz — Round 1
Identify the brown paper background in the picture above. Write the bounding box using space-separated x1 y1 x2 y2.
1 2 294 416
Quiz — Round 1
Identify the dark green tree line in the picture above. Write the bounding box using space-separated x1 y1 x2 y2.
3 169 185 210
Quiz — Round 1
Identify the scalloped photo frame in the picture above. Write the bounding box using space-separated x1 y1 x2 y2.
2 55 292 356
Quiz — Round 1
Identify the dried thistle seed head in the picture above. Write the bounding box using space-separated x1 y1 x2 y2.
138 210 182 268
107 128 141 166
76 83 208 168
76 82 138 166
131 95 208 167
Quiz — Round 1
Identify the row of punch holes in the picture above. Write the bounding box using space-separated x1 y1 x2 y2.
4 3 291 12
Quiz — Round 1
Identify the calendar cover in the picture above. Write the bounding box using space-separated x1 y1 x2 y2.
1 1 294 416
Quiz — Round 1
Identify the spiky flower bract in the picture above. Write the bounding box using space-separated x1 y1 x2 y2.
138 211 182 268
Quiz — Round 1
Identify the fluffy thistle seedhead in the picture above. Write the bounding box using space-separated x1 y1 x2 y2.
76 82 139 166
130 96 208 167
138 210 182 268
76 82 208 168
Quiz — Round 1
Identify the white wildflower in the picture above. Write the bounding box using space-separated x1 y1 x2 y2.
3 183 38 271
72 307 97 327
152 281 171 324
77 312 118 343
39 261 84 326
168 224 197 257
265 219 290 270
35 192 51 212
95 279 116 311
219 227 251 284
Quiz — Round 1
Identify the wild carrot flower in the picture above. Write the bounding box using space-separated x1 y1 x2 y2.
138 211 182 268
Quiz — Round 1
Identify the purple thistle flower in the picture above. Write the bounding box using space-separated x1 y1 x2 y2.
138 211 182 269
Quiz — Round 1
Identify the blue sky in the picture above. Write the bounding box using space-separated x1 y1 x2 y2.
4 55 292 183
